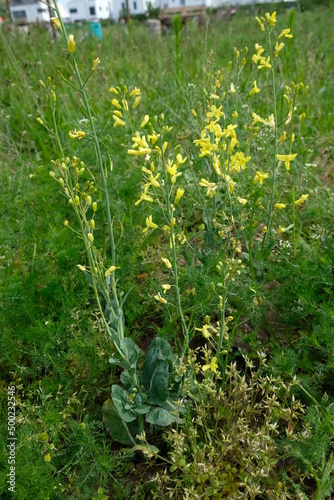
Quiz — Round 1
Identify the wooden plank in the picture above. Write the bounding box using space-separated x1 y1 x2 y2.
159 4 205 24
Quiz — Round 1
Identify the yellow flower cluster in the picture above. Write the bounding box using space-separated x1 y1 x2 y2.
252 44 272 70
255 11 276 31
194 99 251 200
69 129 85 140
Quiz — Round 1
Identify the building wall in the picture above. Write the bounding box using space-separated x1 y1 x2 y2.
113 0 150 18
10 2 50 23
67 0 111 21
160 0 204 9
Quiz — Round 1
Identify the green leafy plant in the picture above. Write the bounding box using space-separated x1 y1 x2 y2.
102 337 185 447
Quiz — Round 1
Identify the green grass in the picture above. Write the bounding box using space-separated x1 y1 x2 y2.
1 4 334 498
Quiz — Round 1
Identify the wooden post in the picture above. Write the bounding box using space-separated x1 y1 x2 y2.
48 1 57 40
125 0 130 26
5 0 13 23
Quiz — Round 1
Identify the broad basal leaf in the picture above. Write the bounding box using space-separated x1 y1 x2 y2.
145 407 176 426
112 384 137 423
102 399 139 446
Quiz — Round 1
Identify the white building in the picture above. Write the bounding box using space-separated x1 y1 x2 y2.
159 0 204 10
10 0 51 24
66 0 112 22
113 0 151 18
10 0 112 24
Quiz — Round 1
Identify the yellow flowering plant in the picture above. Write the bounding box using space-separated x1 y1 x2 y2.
41 0 189 450
37 4 312 451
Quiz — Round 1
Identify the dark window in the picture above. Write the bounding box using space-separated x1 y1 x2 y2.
133 1 137 9
89 6 96 15
122 2 125 9
180 0 185 4
69 8 77 13
37 7 46 12
12 0 38 4
13 10 27 18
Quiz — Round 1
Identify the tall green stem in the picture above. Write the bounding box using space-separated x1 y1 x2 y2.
262 29 278 252
215 286 227 366
160 145 189 360
53 0 123 338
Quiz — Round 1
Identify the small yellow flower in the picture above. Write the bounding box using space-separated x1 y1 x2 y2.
174 188 184 205
109 87 119 95
77 265 86 271
299 113 306 121
129 87 141 97
142 215 158 233
36 117 44 125
278 28 293 40
202 356 218 373
44 454 51 462
50 17 61 29
92 202 97 212
112 98 121 109
154 293 167 304
229 83 236 94
199 179 218 198
276 226 286 235
232 110 238 119
92 58 101 71
105 265 119 277
275 203 286 209
265 11 276 27
87 233 94 243
274 41 285 58
253 171 269 185
122 99 129 111
255 16 265 32
141 115 149 128
249 80 260 96
113 115 125 128
237 197 247 206
252 112 265 125
264 114 275 129
149 173 160 188
195 324 213 339
67 34 75 54
279 131 287 143
207 104 223 121
133 96 141 108
161 284 171 294
161 257 172 269
191 109 197 117
258 56 272 70
276 153 297 171
176 154 187 165
134 193 154 205
294 194 309 206
69 129 85 140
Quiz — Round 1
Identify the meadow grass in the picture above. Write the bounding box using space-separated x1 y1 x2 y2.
1 4 334 498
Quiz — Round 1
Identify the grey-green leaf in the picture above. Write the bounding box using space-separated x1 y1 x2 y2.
145 407 176 426
112 385 137 423
102 399 138 446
